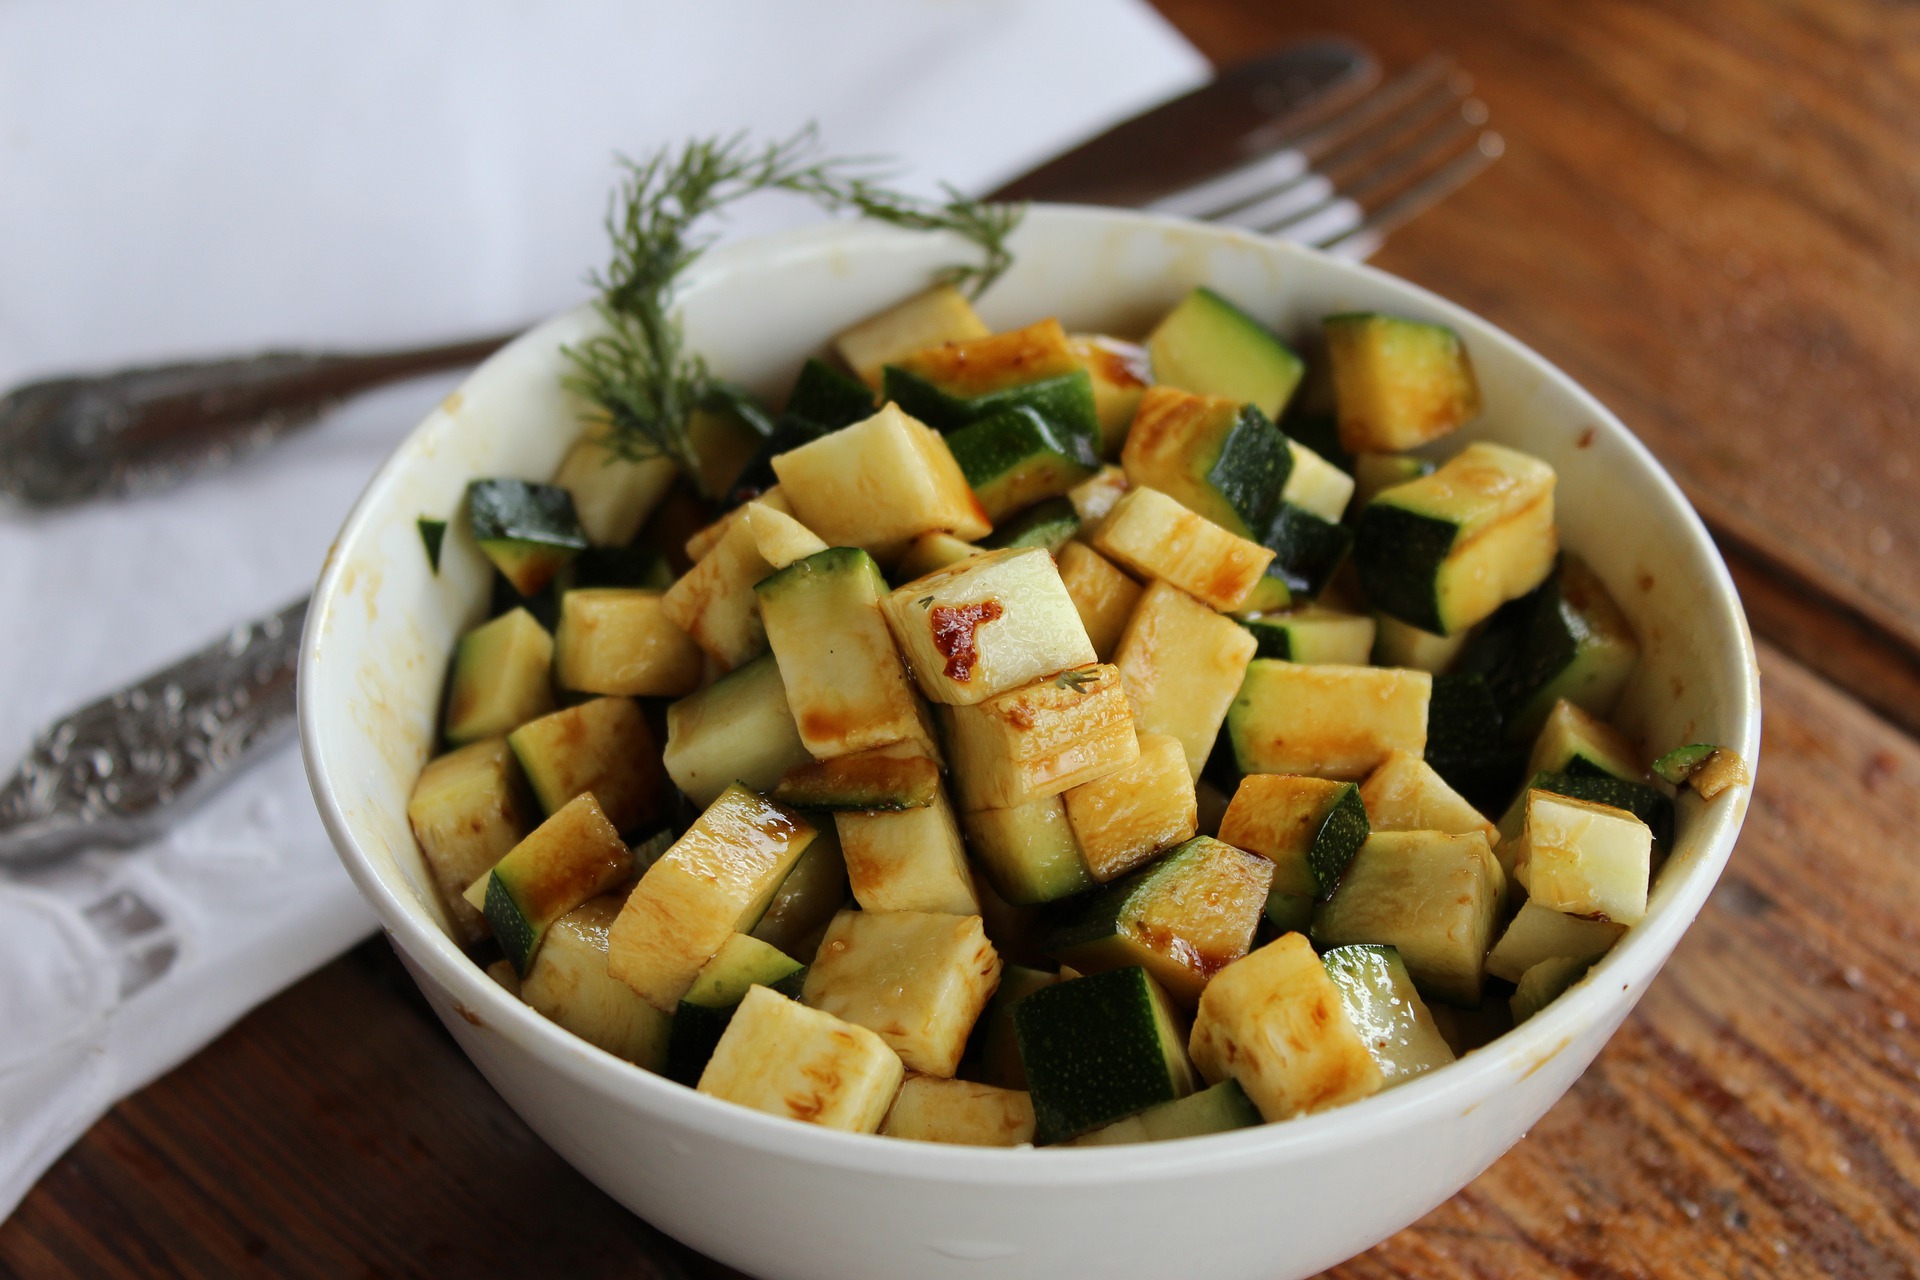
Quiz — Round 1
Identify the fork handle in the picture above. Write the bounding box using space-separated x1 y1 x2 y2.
0 332 517 508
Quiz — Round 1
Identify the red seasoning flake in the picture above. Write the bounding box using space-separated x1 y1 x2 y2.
930 601 1004 682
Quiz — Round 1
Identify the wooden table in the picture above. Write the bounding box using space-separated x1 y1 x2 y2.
7 3 1919 1276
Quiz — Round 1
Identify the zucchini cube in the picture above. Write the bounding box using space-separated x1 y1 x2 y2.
443 607 556 745
1528 699 1646 782
1146 286 1304 420
663 653 812 808
1189 933 1385 1121
836 785 980 917
1371 611 1470 674
1239 607 1375 666
946 405 1099 522
756 547 941 762
1513 790 1652 925
684 486 791 565
743 500 828 570
1485 899 1626 984
406 738 536 943
941 664 1139 810
1354 442 1557 636
895 531 983 581
802 910 1002 1077
882 546 1096 705
507 696 666 835
770 403 991 562
1473 555 1641 741
1072 1079 1260 1146
664 932 804 1085
697 986 904 1132
973 965 1058 1089
1359 750 1497 844
882 319 1099 441
959 795 1097 906
1255 502 1354 600
1091 486 1275 612
552 431 677 547
1510 956 1593 1024
747 825 851 964
521 896 672 1069
783 356 878 430
1320 943 1456 1085
1047 835 1273 1008
1056 542 1143 663
1015 965 1197 1145
1351 452 1435 509
1063 732 1199 882
1279 441 1356 523
834 284 990 388
1227 659 1432 781
1112 580 1258 779
1324 313 1483 453
1311 830 1503 1007
1068 334 1151 455
773 741 942 812
1216 774 1370 901
881 1076 1036 1147
1067 464 1131 528
467 478 587 597
607 784 816 1010
1120 387 1290 539
553 588 703 698
981 496 1080 554
466 792 633 974
659 511 772 671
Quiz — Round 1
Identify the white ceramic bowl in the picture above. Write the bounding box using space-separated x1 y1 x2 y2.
300 207 1759 1280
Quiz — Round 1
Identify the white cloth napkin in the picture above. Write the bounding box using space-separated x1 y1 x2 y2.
0 0 1204 1221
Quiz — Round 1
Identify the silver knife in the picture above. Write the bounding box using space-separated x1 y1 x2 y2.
0 40 1375 866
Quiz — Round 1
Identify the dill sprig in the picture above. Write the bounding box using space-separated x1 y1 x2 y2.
561 127 1023 494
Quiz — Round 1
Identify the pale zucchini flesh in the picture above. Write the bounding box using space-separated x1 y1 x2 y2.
802 909 1001 1077
696 986 903 1132
1063 732 1198 882
1112 579 1259 780
521 896 671 1069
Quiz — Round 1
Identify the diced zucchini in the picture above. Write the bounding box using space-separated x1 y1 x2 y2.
607 784 816 1010
1485 900 1626 984
1351 453 1435 509
1067 464 1130 528
946 405 1099 522
1372 611 1469 673
883 319 1101 448
444 608 555 745
1146 287 1304 420
1263 892 1315 936
407 738 536 943
663 653 812 808
1216 774 1370 901
551 431 678 547
1048 835 1273 1007
881 1076 1036 1147
1254 502 1354 601
1530 700 1646 782
1510 956 1592 1025
519 896 672 1070
1112 579 1258 779
1072 1079 1260 1146
1188 933 1384 1121
1280 440 1356 523
1239 607 1375 665
1512 790 1651 925
1320 944 1455 1085
803 910 1002 1077
1651 743 1749 799
743 501 828 570
1091 486 1275 612
1068 334 1152 455
1506 770 1674 852
973 964 1058 1089
468 793 632 974
835 284 990 387
1227 659 1431 780
1359 750 1497 843
418 518 447 573
1062 733 1198 882
553 588 703 698
748 823 850 963
658 512 771 671
894 532 983 581
980 496 1080 554
940 664 1138 810
1056 542 1143 662
1465 555 1640 741
774 741 941 812
685 404 762 501
1311 830 1502 1007
1422 672 1517 810
836 785 980 916
571 545 674 592
959 795 1097 906
1015 965 1196 1144
468 478 588 596
697 986 904 1132
665 932 805 1085
507 697 665 835
1353 443 1558 635
1325 313 1483 453
1120 387 1289 539
684 487 791 566
771 403 991 561
756 547 940 762
882 546 1096 706
785 356 878 428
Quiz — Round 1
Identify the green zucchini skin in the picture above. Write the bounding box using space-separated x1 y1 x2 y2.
418 518 447 573
468 479 588 597
1015 965 1194 1145
725 359 875 506
570 545 675 591
1352 502 1460 634
664 966 807 1086
1146 287 1306 420
981 497 1081 554
1259 502 1354 599
1205 405 1293 537
1308 784 1371 900
484 873 541 973
882 364 1102 445
1458 557 1638 741
1651 743 1717 785
1424 673 1523 813
946 405 1099 518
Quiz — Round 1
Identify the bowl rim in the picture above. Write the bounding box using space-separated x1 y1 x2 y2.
300 204 1760 1184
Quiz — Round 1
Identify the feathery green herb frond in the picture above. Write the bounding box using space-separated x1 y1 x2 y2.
561 127 1023 496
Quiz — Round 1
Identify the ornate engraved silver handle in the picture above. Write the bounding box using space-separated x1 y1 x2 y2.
0 596 309 866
